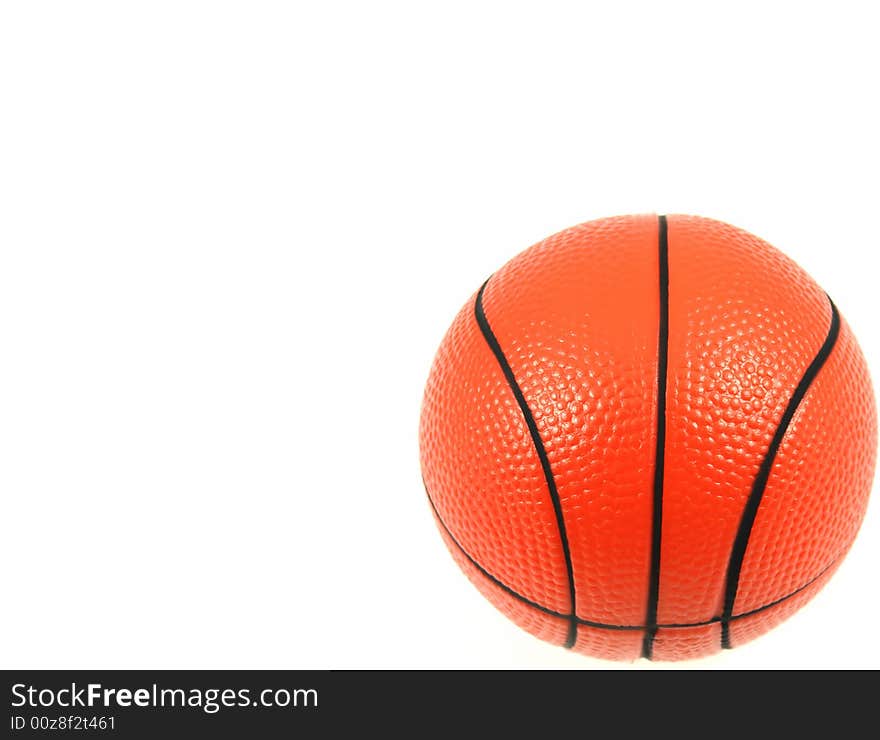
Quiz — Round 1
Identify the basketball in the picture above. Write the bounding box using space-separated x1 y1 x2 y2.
419 214 877 661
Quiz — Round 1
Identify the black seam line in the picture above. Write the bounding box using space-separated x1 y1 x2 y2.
474 280 579 649
425 484 564 620
642 214 670 660
720 296 841 650
425 481 841 631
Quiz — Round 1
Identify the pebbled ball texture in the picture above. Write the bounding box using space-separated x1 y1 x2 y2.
419 214 877 661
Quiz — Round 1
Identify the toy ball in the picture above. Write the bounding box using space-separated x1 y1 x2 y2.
419 214 876 661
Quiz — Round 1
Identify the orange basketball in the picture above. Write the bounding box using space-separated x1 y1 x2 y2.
419 214 877 661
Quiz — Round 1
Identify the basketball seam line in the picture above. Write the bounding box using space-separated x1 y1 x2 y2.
474 279 579 649
642 214 670 660
425 480 841 632
720 296 841 649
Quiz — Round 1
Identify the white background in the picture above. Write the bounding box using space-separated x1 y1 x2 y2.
1 2 877 670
